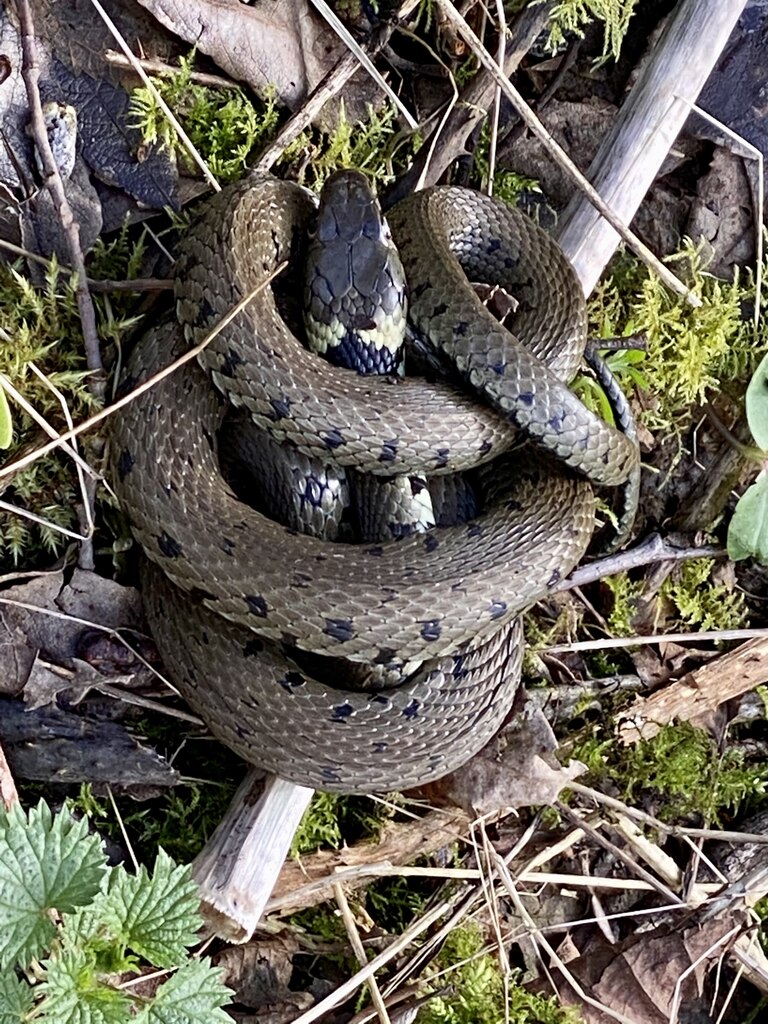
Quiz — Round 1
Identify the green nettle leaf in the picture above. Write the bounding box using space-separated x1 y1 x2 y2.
0 970 35 1023
746 350 768 451
135 960 233 1024
0 801 106 969
0 384 12 449
100 850 202 968
38 947 131 1024
727 471 768 563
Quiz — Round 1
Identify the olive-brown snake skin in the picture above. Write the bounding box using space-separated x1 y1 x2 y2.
110 174 638 792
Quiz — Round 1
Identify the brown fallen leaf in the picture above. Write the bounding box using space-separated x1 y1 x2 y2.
417 707 586 816
137 0 376 120
552 911 748 1024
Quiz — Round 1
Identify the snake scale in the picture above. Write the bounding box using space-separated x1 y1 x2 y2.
110 174 638 792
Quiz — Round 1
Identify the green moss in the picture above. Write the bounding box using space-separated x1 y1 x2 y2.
420 922 579 1024
129 52 280 182
281 101 417 192
0 261 94 565
588 243 757 435
574 722 768 823
604 571 645 637
659 558 747 632
291 791 399 857
543 0 640 62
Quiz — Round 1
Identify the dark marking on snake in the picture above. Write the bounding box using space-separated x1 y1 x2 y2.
434 448 450 468
331 702 354 722
504 255 519 269
378 438 399 462
321 767 342 783
114 374 138 400
221 538 236 556
506 498 523 512
454 321 469 336
410 477 427 495
372 741 388 753
245 594 269 617
487 237 502 253
479 438 493 456
220 348 243 378
290 571 313 588
420 619 442 642
157 531 183 558
280 631 298 648
117 449 134 480
411 280 430 300
324 617 355 642
198 297 216 326
201 631 209 645
268 396 292 420
402 699 420 720
452 652 469 680
466 523 483 538
242 637 263 657
374 647 397 665
518 391 534 406
280 671 306 691
488 599 507 620
547 568 562 588
548 409 566 432
322 428 346 450
366 545 384 557
424 534 439 553
432 302 448 317
188 586 217 603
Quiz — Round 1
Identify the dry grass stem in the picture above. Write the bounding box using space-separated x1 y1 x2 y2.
333 882 392 1024
308 0 418 129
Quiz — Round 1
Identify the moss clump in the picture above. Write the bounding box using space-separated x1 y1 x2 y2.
659 558 747 632
575 722 768 823
0 261 93 564
129 52 280 182
588 243 757 435
282 101 416 192
291 791 399 857
420 922 578 1024
544 0 641 61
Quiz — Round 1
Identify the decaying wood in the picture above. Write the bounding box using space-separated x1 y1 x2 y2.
266 808 471 916
617 637 768 744
556 0 749 294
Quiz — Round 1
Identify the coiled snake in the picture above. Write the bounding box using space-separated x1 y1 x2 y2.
110 173 638 793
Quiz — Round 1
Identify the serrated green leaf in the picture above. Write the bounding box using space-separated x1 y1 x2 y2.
136 960 233 1024
38 947 131 1024
746 350 768 450
100 850 201 968
728 471 768 562
0 970 34 1023
0 801 106 969
0 385 12 449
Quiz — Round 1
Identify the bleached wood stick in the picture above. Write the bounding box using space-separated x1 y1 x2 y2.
556 0 749 294
192 771 312 941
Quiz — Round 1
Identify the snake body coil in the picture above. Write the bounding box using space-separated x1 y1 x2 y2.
111 175 637 792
